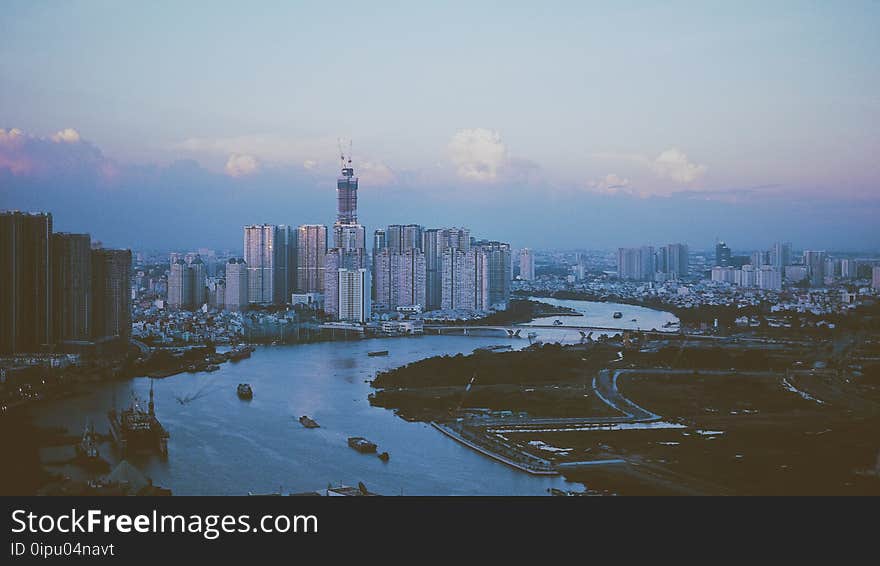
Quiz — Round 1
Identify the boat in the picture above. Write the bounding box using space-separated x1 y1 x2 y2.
205 364 220 372
630 318 637 322
299 415 320 429
613 312 623 319
378 451 390 462
228 345 253 361
552 319 564 326
326 482 377 496
367 350 389 357
237 383 253 400
107 381 169 456
347 437 377 453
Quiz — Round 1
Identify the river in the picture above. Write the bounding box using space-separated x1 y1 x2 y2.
28 299 677 495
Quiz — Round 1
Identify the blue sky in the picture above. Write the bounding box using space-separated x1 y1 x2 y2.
1 1 878 251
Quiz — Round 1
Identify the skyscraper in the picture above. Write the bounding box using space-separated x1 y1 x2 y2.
423 227 470 311
771 242 792 273
519 248 535 281
386 224 423 252
0 211 53 354
666 243 688 278
715 241 732 267
224 258 249 311
167 259 192 309
91 248 131 343
617 246 655 281
51 232 91 343
337 268 371 323
474 241 512 311
441 248 476 311
244 224 290 305
189 255 207 307
803 250 827 287
296 224 327 293
373 248 427 312
325 154 368 320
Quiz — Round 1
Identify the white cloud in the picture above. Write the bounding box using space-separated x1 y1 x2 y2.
448 128 507 182
589 173 631 193
50 128 81 144
225 154 259 177
652 148 707 184
358 160 396 186
302 159 318 170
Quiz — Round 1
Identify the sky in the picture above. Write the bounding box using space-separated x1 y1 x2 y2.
1 1 879 252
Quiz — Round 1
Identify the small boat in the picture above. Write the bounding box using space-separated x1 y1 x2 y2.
613 312 623 319
205 364 220 372
630 318 637 322
367 350 389 357
347 436 377 453
378 451 390 462
326 482 377 496
552 319 564 326
299 415 320 429
237 383 253 400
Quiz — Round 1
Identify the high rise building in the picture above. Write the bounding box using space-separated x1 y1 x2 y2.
373 229 386 252
325 154 368 320
244 224 291 305
0 211 53 354
51 232 91 343
771 242 792 273
224 258 248 311
751 251 770 268
386 224 423 252
296 224 327 293
715 241 732 267
91 248 131 342
756 266 782 291
666 243 688 278
373 248 427 312
167 259 192 309
189 256 207 307
617 247 655 281
337 268 371 323
873 266 880 290
474 241 512 311
519 248 535 281
803 250 827 287
441 248 476 311
423 227 470 311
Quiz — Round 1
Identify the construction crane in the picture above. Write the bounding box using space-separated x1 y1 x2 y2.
338 138 353 176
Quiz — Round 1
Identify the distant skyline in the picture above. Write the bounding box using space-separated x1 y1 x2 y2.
1 1 879 251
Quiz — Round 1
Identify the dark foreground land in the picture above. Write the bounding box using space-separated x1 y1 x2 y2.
371 328 880 495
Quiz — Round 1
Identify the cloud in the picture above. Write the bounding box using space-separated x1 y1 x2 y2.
588 173 631 194
224 154 260 177
0 127 106 177
50 128 81 143
652 148 707 184
448 128 507 182
358 160 396 186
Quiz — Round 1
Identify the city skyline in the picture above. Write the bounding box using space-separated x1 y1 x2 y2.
2 2 879 251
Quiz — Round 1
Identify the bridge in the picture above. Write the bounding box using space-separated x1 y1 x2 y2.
423 323 679 338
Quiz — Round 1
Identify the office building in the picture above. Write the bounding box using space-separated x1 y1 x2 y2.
167 259 192 309
771 242 792 272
